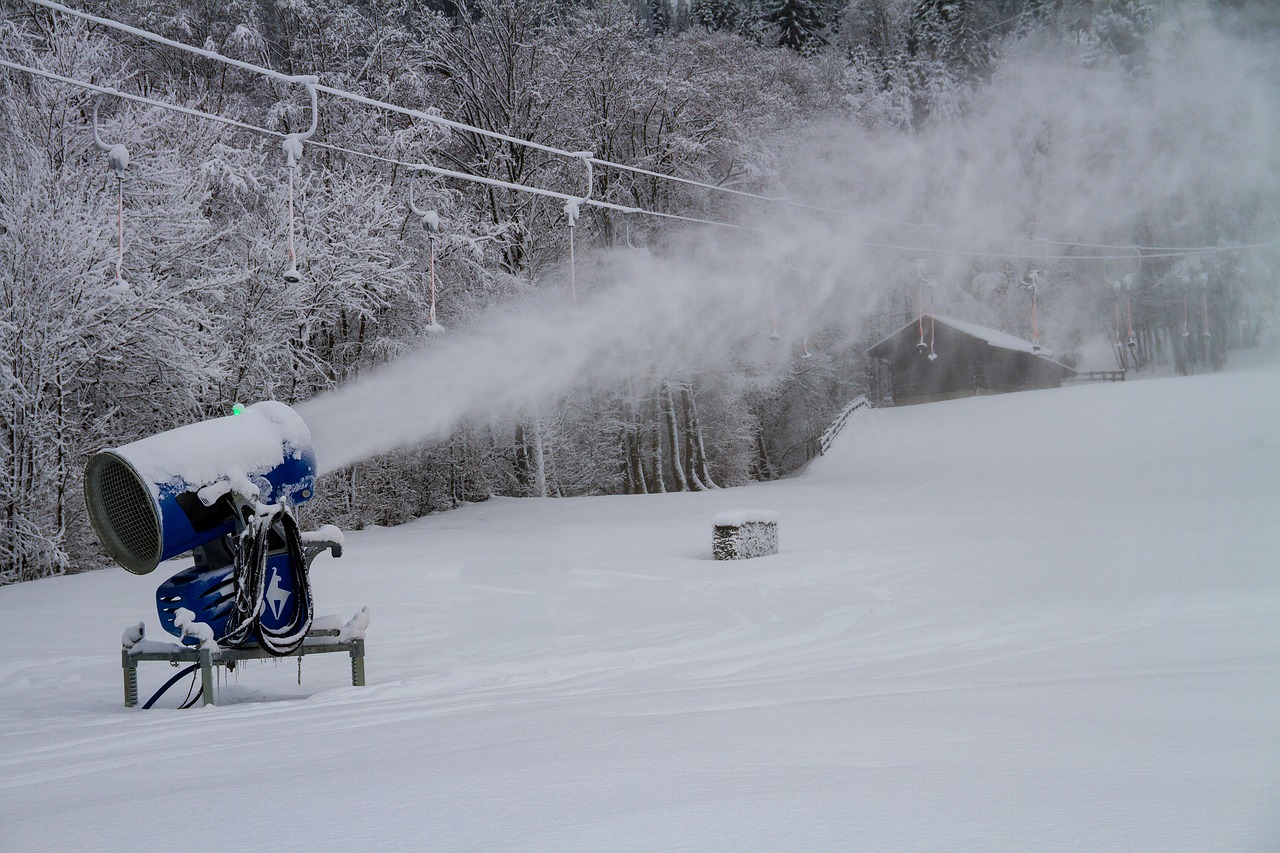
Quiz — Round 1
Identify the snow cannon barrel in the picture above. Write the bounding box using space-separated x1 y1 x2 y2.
84 402 317 575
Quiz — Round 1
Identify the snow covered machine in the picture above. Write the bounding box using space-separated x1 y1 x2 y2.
84 402 342 656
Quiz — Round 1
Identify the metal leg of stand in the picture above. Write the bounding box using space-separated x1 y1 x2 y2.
350 639 365 687
123 651 138 708
199 647 215 706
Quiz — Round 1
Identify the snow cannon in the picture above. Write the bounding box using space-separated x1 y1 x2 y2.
85 402 342 656
84 401 316 576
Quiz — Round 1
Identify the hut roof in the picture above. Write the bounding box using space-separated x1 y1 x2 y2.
868 314 1074 373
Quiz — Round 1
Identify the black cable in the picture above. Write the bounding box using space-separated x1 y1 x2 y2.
255 510 313 657
221 517 265 649
178 665 201 709
221 506 313 656
142 663 200 710
179 682 203 709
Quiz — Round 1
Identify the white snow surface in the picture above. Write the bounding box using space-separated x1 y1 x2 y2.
3 358 1279 851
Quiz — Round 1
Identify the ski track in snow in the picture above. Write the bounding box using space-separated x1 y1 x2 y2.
2 356 1279 850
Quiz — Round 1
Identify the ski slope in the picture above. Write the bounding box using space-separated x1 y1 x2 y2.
2 356 1278 851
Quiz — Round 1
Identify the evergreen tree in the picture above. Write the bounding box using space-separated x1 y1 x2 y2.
909 0 985 71
763 0 829 54
692 0 740 31
649 0 672 33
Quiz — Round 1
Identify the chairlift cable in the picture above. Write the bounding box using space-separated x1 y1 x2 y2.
16 2 1280 260
5 50 1279 261
91 92 129 283
429 237 438 325
409 168 443 328
562 154 592 309
115 178 125 283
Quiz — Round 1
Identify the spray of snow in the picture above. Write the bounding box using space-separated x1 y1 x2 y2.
299 9 1279 474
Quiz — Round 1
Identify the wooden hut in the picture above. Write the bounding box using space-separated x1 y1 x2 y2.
867 315 1076 406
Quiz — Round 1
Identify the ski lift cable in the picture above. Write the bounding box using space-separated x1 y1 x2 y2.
531 156 1260 255
7 0 1181 251
6 55 1280 261
563 153 594 308
21 0 1278 259
27 0 301 84
303 138 746 231
92 92 129 284
0 59 289 138
280 79 318 283
408 169 442 326
246 81 1280 255
324 132 1280 255
1 59 739 233
583 160 1216 255
25 1 636 179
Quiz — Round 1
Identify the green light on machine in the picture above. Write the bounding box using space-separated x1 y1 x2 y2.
232 403 245 416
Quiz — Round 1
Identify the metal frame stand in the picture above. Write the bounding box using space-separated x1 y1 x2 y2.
123 628 365 707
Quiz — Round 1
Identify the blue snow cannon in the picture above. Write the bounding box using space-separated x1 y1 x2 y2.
84 401 316 576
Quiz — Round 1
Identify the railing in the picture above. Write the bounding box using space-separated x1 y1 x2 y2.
1070 370 1127 382
817 395 872 456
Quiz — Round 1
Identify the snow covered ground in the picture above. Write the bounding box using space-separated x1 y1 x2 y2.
2 354 1278 851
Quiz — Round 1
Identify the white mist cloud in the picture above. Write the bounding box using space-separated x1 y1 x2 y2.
299 6 1279 473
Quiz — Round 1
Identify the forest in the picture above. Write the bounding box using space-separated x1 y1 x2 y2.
2 0 1277 582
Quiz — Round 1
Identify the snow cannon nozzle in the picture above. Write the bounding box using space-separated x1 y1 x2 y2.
83 402 316 576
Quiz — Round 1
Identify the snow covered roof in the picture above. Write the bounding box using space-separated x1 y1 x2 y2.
929 315 1045 355
868 314 1072 369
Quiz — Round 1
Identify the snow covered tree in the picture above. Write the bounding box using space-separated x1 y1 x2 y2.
648 0 673 33
691 0 741 31
1080 0 1156 70
0 24 232 580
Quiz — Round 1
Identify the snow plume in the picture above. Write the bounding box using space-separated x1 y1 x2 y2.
778 6 1280 339
300 6 1279 474
300 235 810 474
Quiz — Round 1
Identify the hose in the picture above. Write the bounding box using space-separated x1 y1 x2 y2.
142 663 199 710
222 506 313 656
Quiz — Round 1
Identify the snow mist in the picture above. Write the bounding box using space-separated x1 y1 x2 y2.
299 7 1279 474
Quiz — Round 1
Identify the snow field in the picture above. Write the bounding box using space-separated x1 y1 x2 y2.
1 356 1278 851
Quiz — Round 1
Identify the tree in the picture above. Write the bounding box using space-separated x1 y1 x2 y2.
691 0 741 31
764 0 830 54
1 24 231 580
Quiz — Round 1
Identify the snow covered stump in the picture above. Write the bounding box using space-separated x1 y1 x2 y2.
712 509 779 560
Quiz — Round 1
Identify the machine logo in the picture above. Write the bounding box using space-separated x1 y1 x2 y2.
265 567 291 621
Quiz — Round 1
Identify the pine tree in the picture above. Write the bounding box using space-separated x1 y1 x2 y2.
649 0 672 33
692 0 740 31
763 0 829 55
